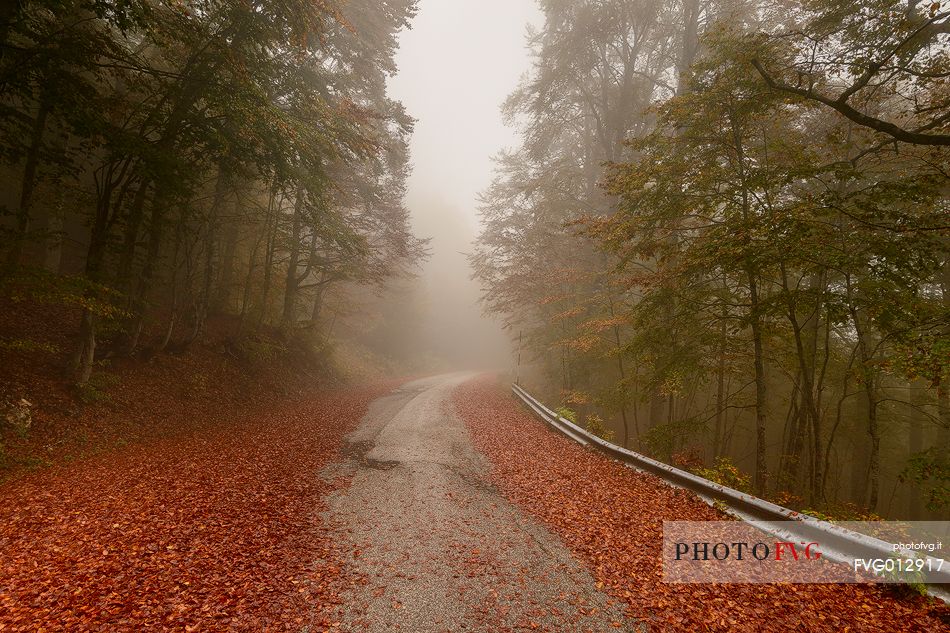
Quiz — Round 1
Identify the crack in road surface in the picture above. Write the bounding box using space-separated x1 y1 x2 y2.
324 373 633 632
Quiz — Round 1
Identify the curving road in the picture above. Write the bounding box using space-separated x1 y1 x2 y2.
324 373 631 632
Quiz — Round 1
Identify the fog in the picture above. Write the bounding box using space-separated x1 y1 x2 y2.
385 0 542 370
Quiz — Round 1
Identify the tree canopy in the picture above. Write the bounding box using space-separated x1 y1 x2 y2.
474 0 949 518
0 0 426 382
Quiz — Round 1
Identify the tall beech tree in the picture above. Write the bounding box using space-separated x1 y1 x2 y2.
476 0 949 518
0 0 424 383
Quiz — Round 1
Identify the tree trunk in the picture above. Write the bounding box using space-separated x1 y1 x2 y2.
71 312 96 385
5 94 51 270
281 185 305 331
780 375 803 488
72 159 128 383
864 379 881 511
780 264 825 504
907 380 926 518
237 207 267 336
182 202 217 349
214 174 238 313
38 179 65 273
847 276 880 511
849 399 870 506
747 269 769 495
257 195 278 329
310 271 328 323
115 181 151 298
215 220 239 313
713 301 728 460
158 219 183 352
939 258 950 454
676 0 700 94
732 118 768 495
648 393 666 437
126 194 170 352
608 297 631 447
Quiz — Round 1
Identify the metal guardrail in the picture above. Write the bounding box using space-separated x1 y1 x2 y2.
510 383 950 598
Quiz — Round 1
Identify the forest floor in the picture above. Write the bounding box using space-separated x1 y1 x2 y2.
0 287 414 630
0 296 405 629
0 296 323 479
454 376 950 632
1 309 948 633
0 377 393 630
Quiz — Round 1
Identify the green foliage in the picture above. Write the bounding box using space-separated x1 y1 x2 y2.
584 413 614 442
800 503 885 523
876 555 928 595
712 499 731 516
2 269 128 321
555 406 578 424
229 337 288 365
694 457 752 494
0 339 59 354
75 370 118 405
471 0 950 522
885 581 929 600
0 0 425 386
900 450 950 512
643 416 707 462
751 0 950 147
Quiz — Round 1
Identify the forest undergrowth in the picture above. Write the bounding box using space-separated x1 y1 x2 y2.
0 280 389 481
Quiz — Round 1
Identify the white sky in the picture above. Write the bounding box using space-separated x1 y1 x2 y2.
384 0 542 368
388 0 542 232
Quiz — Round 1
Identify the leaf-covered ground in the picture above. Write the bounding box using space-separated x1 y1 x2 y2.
0 384 393 631
0 295 358 479
454 377 950 633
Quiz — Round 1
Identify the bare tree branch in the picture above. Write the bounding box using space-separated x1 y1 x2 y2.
750 59 950 146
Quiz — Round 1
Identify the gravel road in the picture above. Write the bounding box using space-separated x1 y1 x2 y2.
326 373 633 632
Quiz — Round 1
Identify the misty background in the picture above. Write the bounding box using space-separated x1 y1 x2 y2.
382 0 542 370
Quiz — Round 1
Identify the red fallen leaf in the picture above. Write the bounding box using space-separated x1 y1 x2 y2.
0 381 402 630
454 376 950 633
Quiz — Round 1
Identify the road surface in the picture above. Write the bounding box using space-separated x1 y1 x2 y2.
323 373 631 632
